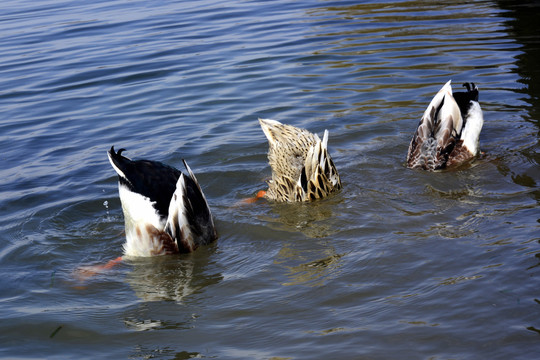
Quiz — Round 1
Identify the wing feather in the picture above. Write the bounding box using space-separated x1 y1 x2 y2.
165 161 217 252
407 81 463 170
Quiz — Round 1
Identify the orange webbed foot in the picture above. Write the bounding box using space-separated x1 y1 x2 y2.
238 190 267 205
74 256 123 282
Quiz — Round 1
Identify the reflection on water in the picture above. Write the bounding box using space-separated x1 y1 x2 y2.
260 195 343 238
128 341 203 359
275 242 344 287
247 196 346 286
527 245 540 270
124 253 222 303
437 274 483 286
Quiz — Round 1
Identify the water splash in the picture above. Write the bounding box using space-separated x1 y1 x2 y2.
103 200 110 220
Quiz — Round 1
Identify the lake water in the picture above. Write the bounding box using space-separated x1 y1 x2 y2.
1 0 539 359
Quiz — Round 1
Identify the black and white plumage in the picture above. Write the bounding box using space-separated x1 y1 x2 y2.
107 146 217 257
406 80 484 170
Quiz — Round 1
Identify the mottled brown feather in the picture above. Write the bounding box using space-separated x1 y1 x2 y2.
407 81 481 171
259 118 341 202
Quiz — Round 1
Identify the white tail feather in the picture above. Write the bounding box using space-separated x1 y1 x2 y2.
460 101 484 155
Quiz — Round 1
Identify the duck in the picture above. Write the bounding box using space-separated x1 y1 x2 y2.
406 80 484 170
258 118 341 202
107 146 217 257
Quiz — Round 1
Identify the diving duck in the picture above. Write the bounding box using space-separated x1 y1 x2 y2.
107 146 217 257
258 118 341 202
406 80 484 170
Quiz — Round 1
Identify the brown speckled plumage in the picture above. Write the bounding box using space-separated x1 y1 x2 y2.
407 81 484 171
259 118 341 202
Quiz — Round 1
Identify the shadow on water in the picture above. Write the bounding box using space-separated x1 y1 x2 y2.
497 1 540 110
495 1 540 200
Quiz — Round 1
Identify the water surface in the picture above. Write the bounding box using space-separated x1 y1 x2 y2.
1 0 539 359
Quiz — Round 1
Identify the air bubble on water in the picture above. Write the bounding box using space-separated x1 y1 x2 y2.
103 200 110 220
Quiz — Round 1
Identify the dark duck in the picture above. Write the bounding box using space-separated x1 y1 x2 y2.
107 146 217 257
406 80 484 170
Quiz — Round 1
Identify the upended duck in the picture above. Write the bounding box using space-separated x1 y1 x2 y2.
258 118 341 202
406 80 484 170
107 146 217 257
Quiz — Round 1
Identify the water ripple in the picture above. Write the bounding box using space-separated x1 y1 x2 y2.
1 0 539 358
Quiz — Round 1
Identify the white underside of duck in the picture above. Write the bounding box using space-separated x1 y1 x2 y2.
118 184 168 256
406 80 484 171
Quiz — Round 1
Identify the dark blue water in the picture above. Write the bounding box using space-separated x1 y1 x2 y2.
1 0 539 359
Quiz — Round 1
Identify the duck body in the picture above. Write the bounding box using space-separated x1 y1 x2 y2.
108 146 217 257
406 80 484 170
259 118 341 202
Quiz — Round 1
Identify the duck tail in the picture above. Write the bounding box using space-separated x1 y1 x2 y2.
298 129 341 200
165 161 217 252
107 146 131 180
